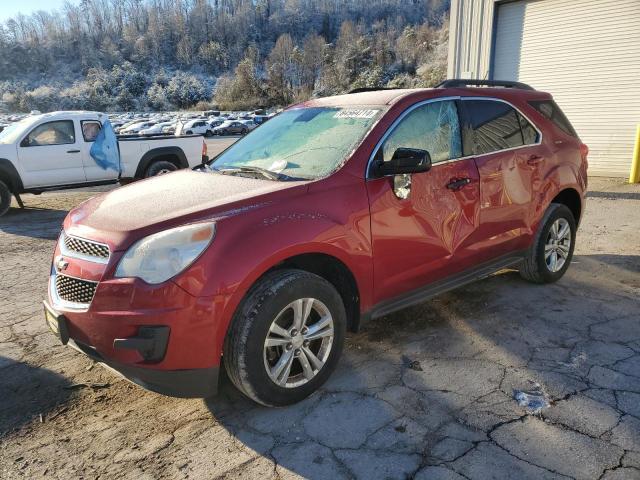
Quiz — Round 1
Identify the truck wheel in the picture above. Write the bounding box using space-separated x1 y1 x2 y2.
224 269 346 407
145 160 178 178
520 203 576 284
0 180 11 217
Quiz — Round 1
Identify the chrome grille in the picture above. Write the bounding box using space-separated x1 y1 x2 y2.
63 234 110 260
54 274 98 305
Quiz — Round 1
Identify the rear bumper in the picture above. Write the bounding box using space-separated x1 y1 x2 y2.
70 338 219 398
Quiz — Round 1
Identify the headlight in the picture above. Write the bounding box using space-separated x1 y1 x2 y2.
115 223 215 284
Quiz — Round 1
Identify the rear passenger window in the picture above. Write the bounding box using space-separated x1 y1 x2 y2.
464 100 524 155
528 100 577 137
518 113 539 145
380 100 462 164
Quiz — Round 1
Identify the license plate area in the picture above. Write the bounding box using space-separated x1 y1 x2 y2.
44 302 70 345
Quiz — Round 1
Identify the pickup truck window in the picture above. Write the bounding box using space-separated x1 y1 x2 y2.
23 120 76 147
212 107 381 180
81 121 102 142
380 100 462 164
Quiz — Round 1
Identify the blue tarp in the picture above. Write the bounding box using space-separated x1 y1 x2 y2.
90 120 121 173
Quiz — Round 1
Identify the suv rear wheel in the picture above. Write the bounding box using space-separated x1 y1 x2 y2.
520 203 576 283
0 180 12 217
224 269 346 406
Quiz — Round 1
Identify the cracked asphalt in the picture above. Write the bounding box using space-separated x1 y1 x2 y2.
1 178 639 479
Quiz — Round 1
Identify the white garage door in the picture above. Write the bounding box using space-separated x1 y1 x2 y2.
493 0 640 176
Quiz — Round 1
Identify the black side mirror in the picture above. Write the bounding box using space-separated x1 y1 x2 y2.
376 148 432 177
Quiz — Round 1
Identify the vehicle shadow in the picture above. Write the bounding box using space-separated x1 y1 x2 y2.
0 206 68 240
0 356 73 438
200 254 637 478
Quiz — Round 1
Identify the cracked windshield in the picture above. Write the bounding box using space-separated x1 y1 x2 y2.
211 107 381 180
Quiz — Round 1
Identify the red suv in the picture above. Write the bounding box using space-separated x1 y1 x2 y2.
45 80 588 406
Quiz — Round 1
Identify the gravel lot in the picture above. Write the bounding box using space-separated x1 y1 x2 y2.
1 177 639 479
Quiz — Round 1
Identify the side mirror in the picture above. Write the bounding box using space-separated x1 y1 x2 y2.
376 148 432 177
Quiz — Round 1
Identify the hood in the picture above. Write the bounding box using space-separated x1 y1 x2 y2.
65 170 308 246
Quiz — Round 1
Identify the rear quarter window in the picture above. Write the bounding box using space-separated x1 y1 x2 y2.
528 100 577 137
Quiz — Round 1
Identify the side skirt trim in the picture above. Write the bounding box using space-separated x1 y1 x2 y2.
365 251 526 321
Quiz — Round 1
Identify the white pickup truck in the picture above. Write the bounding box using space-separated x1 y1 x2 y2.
0 111 207 216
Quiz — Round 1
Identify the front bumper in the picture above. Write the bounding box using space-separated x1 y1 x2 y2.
70 337 219 398
44 299 220 398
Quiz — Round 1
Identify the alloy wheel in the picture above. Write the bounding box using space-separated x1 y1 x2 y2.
544 218 571 272
263 298 334 388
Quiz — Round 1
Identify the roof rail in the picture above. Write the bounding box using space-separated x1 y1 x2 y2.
348 87 400 94
437 79 535 91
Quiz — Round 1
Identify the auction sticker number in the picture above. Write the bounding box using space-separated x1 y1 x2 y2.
334 109 379 119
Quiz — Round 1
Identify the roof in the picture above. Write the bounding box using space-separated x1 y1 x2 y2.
299 89 429 108
31 111 105 122
294 84 550 111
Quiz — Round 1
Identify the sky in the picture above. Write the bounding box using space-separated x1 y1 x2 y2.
0 0 76 21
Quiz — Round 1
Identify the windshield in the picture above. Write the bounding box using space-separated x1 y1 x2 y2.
0 118 37 145
211 107 381 180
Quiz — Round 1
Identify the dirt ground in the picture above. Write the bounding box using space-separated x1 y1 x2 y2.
1 178 639 479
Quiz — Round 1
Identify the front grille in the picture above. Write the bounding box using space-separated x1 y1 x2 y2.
64 234 110 260
55 274 98 305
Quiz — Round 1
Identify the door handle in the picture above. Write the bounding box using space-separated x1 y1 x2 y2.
67 149 80 153
527 154 543 165
446 178 471 191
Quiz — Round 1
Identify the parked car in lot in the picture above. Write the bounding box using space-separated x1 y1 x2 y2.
120 121 158 134
139 121 175 135
44 81 587 406
176 119 213 137
0 111 207 216
239 119 258 131
162 123 177 135
212 120 249 135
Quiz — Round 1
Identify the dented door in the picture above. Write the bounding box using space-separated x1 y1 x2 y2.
366 99 482 304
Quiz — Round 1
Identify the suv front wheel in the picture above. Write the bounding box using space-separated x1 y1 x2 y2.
224 269 346 406
520 203 576 284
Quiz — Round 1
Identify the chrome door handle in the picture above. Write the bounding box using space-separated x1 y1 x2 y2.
446 178 471 191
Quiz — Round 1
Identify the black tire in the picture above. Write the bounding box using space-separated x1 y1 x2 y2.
185 130 193 135
205 130 212 137
0 180 11 217
224 269 346 407
520 203 576 284
145 160 178 178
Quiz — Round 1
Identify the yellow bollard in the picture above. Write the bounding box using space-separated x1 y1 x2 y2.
630 124 640 184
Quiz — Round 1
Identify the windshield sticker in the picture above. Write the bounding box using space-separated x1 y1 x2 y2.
334 109 379 119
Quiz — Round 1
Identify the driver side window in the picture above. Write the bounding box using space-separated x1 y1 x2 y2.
381 100 462 164
24 120 76 147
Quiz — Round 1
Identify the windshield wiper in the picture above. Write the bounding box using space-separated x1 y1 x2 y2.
214 166 307 181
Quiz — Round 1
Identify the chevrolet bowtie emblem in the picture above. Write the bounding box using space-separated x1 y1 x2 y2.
56 257 69 272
